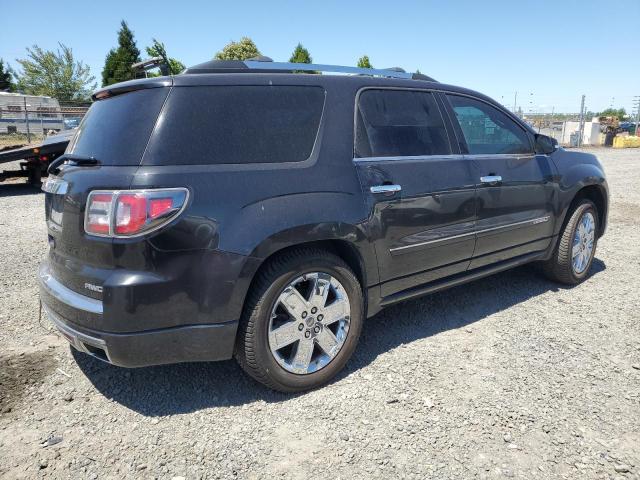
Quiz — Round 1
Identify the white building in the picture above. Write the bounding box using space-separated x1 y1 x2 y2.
560 118 602 146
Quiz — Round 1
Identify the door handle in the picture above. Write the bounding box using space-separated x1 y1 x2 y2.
370 184 402 194
480 175 502 184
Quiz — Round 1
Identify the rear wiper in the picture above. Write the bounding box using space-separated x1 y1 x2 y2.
48 154 100 175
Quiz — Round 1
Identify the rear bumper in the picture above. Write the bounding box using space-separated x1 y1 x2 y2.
39 262 238 367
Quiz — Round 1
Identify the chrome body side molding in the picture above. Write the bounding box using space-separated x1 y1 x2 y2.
390 216 551 254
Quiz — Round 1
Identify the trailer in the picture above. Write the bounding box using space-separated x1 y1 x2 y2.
0 92 67 135
0 129 74 185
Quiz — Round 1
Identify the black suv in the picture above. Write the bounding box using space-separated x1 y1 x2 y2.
39 59 608 392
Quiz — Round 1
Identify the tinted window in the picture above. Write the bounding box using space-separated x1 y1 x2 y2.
447 95 532 155
68 88 168 165
144 86 325 165
355 89 450 157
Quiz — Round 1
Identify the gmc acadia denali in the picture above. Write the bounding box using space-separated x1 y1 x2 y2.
39 59 608 392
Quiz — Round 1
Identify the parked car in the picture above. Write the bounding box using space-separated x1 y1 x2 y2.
39 59 608 392
63 117 83 130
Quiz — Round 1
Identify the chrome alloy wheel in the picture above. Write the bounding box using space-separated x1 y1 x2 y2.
572 211 595 274
268 272 351 375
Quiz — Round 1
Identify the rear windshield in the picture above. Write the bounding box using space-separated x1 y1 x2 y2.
67 88 168 165
143 85 325 165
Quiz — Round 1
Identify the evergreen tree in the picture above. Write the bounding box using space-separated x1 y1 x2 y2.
102 20 141 86
146 39 185 75
0 58 15 92
214 37 260 61
289 43 312 64
357 55 372 68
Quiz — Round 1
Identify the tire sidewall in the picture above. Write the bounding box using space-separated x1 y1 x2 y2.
567 201 598 282
250 258 363 391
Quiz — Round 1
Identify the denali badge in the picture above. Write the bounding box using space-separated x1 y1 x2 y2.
84 282 103 293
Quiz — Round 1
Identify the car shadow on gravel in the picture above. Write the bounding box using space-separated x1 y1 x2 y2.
73 260 605 415
0 183 42 197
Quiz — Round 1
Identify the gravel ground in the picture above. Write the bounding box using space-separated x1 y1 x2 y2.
0 148 639 479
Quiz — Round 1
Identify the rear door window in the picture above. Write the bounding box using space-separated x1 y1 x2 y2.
355 89 451 157
144 86 325 165
68 88 168 165
446 95 532 155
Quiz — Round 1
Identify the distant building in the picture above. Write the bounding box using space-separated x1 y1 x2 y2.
0 92 63 134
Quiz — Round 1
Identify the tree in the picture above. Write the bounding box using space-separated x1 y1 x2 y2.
14 43 95 101
146 39 185 75
597 108 627 120
0 58 15 92
102 20 141 86
289 43 312 64
357 55 372 68
214 37 260 61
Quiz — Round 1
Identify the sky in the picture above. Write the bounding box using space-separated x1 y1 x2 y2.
1 0 639 114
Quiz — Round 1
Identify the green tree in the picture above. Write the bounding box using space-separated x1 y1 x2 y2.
102 20 141 86
14 43 95 100
289 43 312 64
0 58 15 92
597 108 627 120
357 55 372 68
214 37 260 61
146 38 185 75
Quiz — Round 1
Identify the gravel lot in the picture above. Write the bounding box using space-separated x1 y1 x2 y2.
1 148 639 479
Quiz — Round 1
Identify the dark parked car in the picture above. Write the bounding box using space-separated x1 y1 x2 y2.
39 60 608 392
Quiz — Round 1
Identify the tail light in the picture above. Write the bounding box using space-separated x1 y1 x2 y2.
85 188 188 237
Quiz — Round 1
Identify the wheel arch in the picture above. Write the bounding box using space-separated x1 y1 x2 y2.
234 223 379 318
562 183 608 237
570 184 608 236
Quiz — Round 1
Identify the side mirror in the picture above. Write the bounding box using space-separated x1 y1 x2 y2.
535 134 559 154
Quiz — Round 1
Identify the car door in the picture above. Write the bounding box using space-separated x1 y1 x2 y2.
443 94 557 269
353 88 477 298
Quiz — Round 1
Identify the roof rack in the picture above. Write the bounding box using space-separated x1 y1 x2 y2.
184 59 436 82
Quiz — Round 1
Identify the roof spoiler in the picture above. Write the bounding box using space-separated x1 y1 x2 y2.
92 77 173 101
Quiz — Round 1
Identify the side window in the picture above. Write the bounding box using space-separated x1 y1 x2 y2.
145 86 325 165
355 89 451 157
447 95 532 155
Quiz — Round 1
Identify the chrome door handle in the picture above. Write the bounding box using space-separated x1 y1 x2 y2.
480 175 502 184
370 184 402 194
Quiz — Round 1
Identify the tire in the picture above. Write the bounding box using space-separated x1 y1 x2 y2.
542 199 598 285
235 248 364 392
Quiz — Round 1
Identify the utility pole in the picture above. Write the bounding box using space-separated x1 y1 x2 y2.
577 94 586 147
513 91 518 114
634 96 640 136
23 97 31 143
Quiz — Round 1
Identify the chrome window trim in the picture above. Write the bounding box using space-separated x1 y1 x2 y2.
39 264 103 315
353 154 466 163
389 216 550 254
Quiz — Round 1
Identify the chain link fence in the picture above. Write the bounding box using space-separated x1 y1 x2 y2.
0 98 89 148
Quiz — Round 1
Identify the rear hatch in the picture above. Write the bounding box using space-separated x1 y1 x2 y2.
43 83 170 300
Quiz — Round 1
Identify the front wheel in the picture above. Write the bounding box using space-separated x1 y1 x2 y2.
235 249 363 392
542 199 598 285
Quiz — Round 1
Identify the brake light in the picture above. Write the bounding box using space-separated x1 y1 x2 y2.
85 188 188 237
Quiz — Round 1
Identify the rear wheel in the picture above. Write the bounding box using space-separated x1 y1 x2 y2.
235 248 363 392
543 199 598 284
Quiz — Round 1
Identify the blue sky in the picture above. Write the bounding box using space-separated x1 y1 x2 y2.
1 0 638 113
